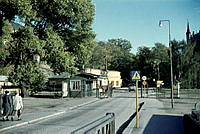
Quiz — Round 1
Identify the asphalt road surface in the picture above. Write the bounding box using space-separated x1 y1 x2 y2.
2 92 136 134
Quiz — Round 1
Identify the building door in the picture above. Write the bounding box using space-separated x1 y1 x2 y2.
62 82 68 97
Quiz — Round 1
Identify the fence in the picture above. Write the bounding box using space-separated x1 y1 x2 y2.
71 113 115 134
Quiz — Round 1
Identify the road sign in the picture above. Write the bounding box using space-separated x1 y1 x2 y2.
142 76 147 81
131 71 141 81
130 70 141 128
142 81 147 86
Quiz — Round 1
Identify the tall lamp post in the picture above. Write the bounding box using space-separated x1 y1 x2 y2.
159 20 174 108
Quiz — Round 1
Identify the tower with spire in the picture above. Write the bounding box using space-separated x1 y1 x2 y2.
186 21 191 44
186 21 200 52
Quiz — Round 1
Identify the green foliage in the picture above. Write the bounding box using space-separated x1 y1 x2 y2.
136 46 154 81
171 40 185 80
29 0 96 67
151 43 169 63
43 29 76 74
10 26 44 64
9 62 46 92
151 43 170 85
0 65 14 76
0 0 96 92
0 20 13 63
87 39 136 85
108 38 132 52
181 42 200 89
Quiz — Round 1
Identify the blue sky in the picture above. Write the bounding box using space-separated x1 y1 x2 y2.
92 0 200 53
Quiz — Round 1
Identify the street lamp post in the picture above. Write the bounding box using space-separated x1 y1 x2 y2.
159 20 174 108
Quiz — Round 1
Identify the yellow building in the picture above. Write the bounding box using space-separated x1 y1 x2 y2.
83 68 122 88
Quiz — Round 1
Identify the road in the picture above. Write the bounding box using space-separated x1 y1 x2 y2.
2 91 136 134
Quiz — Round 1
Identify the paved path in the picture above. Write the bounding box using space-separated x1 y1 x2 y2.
121 96 193 134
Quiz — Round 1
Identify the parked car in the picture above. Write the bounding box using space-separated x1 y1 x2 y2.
128 86 135 92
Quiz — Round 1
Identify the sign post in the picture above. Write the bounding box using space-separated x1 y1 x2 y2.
135 80 139 128
142 76 147 97
131 71 141 128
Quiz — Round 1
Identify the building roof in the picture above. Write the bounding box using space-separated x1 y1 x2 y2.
84 68 121 73
48 73 71 79
76 73 101 79
0 75 8 82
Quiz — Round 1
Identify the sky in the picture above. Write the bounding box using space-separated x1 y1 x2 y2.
92 0 200 53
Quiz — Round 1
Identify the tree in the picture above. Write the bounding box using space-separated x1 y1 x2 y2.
86 41 115 70
43 29 76 74
0 0 96 92
136 46 154 79
1 25 47 92
181 41 200 89
87 39 136 86
0 20 14 75
151 43 170 87
29 0 96 68
108 38 132 52
171 39 185 81
9 62 46 95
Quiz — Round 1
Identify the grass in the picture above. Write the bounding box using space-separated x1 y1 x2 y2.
159 88 200 95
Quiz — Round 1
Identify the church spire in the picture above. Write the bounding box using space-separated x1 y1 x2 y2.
186 20 191 44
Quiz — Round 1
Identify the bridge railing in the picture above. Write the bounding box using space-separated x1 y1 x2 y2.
71 113 115 134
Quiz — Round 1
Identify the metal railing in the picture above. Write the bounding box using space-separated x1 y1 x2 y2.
71 113 115 134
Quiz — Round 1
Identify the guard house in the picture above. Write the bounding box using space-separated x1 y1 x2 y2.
66 73 100 98
47 73 71 97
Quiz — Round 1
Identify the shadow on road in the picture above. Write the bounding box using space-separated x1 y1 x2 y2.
143 114 184 134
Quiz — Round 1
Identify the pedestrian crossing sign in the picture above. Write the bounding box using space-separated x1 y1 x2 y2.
131 71 141 81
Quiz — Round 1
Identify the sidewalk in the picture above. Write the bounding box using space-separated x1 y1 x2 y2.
0 96 99 132
124 97 187 134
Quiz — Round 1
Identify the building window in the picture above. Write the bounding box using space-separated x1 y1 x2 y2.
111 81 114 86
50 81 56 85
116 81 119 86
70 80 81 90
100 80 102 86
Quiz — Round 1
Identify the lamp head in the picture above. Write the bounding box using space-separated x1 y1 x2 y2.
159 21 163 27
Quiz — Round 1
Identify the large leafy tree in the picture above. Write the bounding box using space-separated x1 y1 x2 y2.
86 41 115 70
171 40 185 81
0 0 96 92
107 39 136 85
28 0 96 68
151 43 170 86
0 20 14 75
108 38 132 52
87 39 136 86
136 46 154 79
